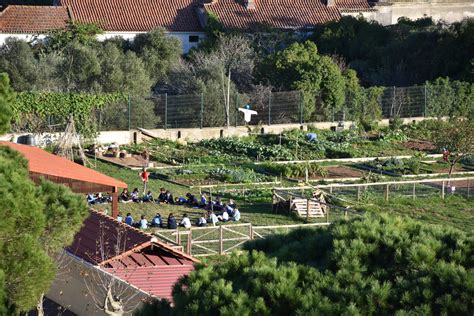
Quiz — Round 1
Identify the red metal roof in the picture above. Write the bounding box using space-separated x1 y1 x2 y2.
60 0 203 32
0 142 127 191
0 5 69 33
105 265 194 301
69 210 197 300
204 0 342 30
68 210 151 264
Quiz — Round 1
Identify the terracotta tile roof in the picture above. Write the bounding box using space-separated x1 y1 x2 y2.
59 0 203 32
0 142 127 191
105 265 194 301
204 0 342 30
0 5 69 33
335 0 371 9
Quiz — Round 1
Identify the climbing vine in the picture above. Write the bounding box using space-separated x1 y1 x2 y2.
11 92 126 137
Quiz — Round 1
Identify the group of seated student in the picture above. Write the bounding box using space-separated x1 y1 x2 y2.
117 213 149 230
119 188 174 204
86 193 112 205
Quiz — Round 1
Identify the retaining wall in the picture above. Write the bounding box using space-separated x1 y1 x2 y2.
1 116 428 146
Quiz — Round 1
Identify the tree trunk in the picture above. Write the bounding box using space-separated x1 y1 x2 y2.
37 293 44 316
226 69 231 129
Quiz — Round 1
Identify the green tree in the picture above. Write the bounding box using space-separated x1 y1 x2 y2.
434 118 474 178
0 38 39 91
268 41 347 120
139 214 474 315
44 21 103 52
61 42 101 92
0 73 14 134
132 28 181 83
0 75 89 313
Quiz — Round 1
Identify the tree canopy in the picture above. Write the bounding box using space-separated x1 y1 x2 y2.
140 214 474 315
0 73 89 314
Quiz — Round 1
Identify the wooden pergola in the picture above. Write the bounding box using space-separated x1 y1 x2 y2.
0 141 127 217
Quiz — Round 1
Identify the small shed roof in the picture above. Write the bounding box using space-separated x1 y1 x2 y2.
69 210 198 300
0 142 127 193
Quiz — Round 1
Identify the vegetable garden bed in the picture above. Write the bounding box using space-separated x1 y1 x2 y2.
356 157 474 177
155 165 276 187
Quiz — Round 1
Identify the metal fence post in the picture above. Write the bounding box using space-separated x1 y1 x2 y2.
200 93 204 129
219 225 224 255
235 94 238 127
128 94 131 130
299 91 304 125
164 93 168 130
268 92 272 126
468 179 471 197
423 85 427 117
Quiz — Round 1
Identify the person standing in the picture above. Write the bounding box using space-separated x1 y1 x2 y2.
140 168 150 195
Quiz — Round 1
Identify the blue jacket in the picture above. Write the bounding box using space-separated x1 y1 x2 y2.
125 216 133 226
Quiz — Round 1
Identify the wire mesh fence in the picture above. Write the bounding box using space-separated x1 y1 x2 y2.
11 85 442 133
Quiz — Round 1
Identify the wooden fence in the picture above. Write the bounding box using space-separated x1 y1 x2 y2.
276 176 474 202
154 222 331 257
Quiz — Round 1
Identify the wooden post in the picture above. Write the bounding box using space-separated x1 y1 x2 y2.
306 199 310 222
344 209 348 220
176 228 181 245
412 182 416 200
219 225 224 255
357 186 361 201
187 229 192 255
329 186 333 194
326 205 330 223
111 187 119 219
305 167 309 183
384 184 389 201
249 224 254 240
441 181 445 199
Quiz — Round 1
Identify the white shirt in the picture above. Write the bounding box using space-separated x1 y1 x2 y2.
140 219 148 229
181 217 192 229
222 211 229 221
209 213 218 225
233 209 240 221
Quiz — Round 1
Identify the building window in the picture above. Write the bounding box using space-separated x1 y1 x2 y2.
189 35 199 43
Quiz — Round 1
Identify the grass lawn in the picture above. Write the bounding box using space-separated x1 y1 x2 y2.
354 195 474 232
91 160 310 227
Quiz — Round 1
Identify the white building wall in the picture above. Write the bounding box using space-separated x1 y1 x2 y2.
0 31 205 54
388 2 474 24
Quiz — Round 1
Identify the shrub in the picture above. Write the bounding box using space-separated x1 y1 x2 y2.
142 214 474 315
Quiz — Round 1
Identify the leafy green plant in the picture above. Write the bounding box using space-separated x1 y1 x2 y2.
260 162 328 178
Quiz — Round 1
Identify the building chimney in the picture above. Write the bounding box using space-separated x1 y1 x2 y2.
246 0 256 10
326 0 335 6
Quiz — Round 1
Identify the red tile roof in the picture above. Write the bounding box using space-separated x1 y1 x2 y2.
60 0 203 32
204 0 342 30
0 5 69 33
0 142 127 191
105 265 194 301
335 0 371 10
